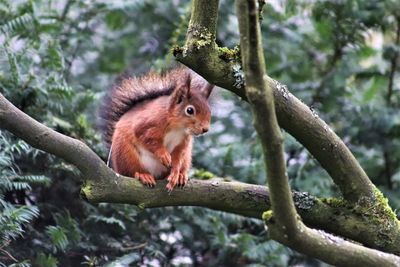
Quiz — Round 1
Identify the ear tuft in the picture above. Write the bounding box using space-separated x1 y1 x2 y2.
202 83 214 99
184 72 191 98
177 91 184 104
170 72 192 107
170 87 184 106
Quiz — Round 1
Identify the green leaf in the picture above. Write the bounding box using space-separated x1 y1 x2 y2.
104 252 140 267
357 45 376 58
46 226 69 252
87 215 126 230
47 115 73 130
0 13 33 36
105 10 128 30
362 76 387 103
15 175 51 186
35 253 58 267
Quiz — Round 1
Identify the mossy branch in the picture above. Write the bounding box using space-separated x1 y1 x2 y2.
174 0 375 203
237 0 297 232
235 0 400 266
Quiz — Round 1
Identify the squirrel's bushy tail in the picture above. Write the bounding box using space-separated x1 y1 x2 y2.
98 67 208 147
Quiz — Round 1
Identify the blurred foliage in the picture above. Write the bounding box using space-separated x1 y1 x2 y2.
0 0 399 266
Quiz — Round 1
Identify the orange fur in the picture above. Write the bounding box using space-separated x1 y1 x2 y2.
107 69 213 190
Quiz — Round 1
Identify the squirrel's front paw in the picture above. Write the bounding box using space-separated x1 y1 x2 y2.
166 170 179 191
134 172 156 187
177 172 188 187
155 149 172 168
166 171 188 191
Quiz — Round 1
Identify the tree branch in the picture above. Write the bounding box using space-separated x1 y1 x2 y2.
2 93 400 256
237 0 297 231
0 94 112 183
386 18 400 106
174 0 375 203
236 0 400 266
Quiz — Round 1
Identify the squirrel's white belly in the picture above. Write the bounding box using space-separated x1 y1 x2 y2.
164 128 186 153
138 147 167 178
138 129 186 178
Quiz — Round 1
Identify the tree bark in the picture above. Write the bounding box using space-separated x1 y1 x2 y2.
236 0 400 265
2 93 400 256
174 0 375 203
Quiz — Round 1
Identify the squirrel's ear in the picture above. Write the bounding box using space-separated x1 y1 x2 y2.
202 83 214 99
184 72 191 99
170 73 191 106
170 87 184 106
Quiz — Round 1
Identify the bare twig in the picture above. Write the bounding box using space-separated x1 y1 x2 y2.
0 247 18 263
386 18 400 105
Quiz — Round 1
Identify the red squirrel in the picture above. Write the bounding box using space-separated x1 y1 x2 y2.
99 67 213 190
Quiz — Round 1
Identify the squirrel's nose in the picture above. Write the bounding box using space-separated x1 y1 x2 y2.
202 127 209 133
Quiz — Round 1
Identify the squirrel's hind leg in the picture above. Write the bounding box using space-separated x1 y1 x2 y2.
124 145 157 187
112 137 156 187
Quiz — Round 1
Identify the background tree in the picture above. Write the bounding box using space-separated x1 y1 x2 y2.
1 0 400 266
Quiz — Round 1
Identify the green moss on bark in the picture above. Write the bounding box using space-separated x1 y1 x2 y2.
371 188 398 222
262 210 274 222
217 46 240 62
81 180 94 200
193 169 215 179
186 25 213 49
321 197 349 208
322 191 400 248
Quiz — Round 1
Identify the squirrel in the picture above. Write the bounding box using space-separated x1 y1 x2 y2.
98 67 214 191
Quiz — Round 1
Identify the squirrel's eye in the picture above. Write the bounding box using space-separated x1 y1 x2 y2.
185 105 195 116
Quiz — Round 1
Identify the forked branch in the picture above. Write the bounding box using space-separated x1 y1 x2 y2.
175 0 375 203
2 93 400 256
236 0 400 266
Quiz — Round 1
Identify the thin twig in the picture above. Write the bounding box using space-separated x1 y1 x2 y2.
0 247 18 263
386 18 400 106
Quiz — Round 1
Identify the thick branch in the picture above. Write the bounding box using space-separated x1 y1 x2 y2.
236 0 400 266
0 94 113 182
83 176 400 257
237 0 297 232
187 0 219 40
271 224 400 267
174 0 375 203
